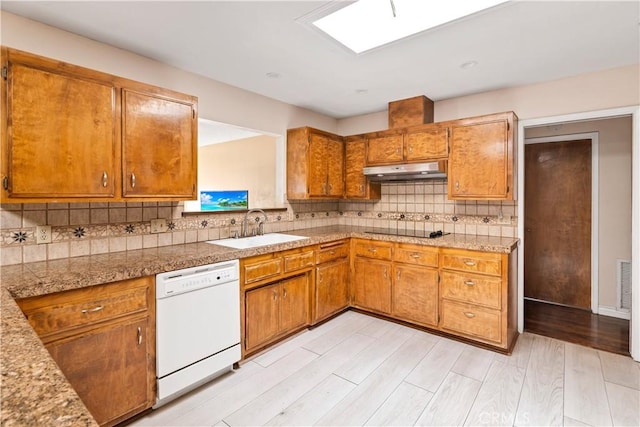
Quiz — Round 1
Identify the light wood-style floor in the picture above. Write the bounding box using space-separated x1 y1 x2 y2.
131 311 640 427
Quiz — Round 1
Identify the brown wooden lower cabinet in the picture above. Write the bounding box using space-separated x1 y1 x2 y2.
17 277 155 427
391 264 438 327
244 273 310 354
46 318 153 426
314 258 349 322
352 257 392 314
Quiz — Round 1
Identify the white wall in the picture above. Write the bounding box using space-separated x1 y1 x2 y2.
337 64 640 135
0 11 338 136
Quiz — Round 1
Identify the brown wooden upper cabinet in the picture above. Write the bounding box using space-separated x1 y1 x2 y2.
448 112 517 200
344 136 381 200
0 47 198 203
365 124 449 166
287 127 344 200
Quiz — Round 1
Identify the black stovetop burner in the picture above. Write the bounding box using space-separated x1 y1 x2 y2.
363 228 450 239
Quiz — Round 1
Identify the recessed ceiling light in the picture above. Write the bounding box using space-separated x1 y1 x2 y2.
460 60 478 69
265 72 281 79
313 0 508 54
355 89 369 94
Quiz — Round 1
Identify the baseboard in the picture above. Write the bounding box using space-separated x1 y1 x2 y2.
598 305 631 320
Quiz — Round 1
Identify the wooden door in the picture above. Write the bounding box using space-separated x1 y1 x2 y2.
279 274 309 332
404 127 449 161
307 133 327 196
345 139 367 198
449 119 509 199
245 284 279 350
122 89 196 199
315 259 349 321
325 137 344 197
525 140 592 308
46 318 152 426
6 61 116 199
392 264 438 326
353 257 391 313
366 135 403 165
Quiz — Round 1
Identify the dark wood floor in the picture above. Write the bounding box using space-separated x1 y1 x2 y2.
524 299 630 356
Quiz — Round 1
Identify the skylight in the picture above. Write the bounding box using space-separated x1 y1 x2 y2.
313 0 508 54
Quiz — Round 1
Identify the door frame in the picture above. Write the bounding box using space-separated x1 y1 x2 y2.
524 133 599 312
517 106 640 361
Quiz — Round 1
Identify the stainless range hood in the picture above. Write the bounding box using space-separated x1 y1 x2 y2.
363 161 447 181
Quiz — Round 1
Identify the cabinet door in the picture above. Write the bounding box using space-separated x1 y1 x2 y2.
405 127 449 161
326 137 344 197
315 259 349 321
449 119 510 199
245 284 280 351
5 61 116 199
279 274 309 333
122 89 196 199
46 318 152 426
392 265 438 327
353 257 391 313
307 133 327 197
366 135 403 165
345 139 367 198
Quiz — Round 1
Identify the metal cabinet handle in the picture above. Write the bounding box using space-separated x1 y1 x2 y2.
408 145 413 154
396 270 401 281
410 253 421 259
455 181 460 190
283 288 287 298
463 311 476 318
102 171 108 187
383 268 387 279
464 280 476 286
81 305 104 314
273 289 278 301
328 183 333 192
329 250 336 255
131 172 136 188
318 273 323 283
137 327 142 345
368 248 377 254
463 259 477 267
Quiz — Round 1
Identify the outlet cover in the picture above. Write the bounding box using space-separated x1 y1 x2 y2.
150 219 168 234
36 225 52 244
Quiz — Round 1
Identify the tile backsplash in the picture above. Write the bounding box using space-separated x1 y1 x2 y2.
0 181 517 266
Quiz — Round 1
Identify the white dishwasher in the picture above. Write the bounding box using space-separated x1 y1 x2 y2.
155 259 241 407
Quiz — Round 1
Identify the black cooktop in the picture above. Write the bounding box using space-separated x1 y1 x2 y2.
363 228 450 239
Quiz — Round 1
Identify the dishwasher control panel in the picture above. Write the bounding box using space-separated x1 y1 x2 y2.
156 260 239 298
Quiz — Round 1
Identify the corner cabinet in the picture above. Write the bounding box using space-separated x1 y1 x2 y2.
448 112 517 200
17 277 156 427
287 127 344 200
1 47 197 203
344 136 381 200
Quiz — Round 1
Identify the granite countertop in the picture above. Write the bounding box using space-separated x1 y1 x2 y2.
0 225 518 425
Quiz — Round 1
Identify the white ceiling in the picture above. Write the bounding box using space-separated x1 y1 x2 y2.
198 118 262 146
2 1 639 119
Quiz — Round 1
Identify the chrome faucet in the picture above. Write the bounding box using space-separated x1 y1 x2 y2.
242 209 268 237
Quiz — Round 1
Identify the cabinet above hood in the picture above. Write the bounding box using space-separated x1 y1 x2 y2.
363 161 446 182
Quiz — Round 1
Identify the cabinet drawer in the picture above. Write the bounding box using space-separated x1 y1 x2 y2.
440 300 502 344
441 249 502 276
19 279 150 338
317 240 349 264
243 257 283 284
353 240 392 260
394 244 438 267
441 271 502 309
283 249 315 273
